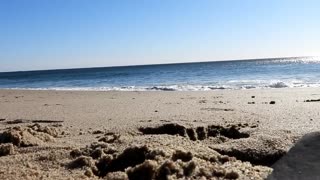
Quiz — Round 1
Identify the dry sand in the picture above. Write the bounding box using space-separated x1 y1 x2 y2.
0 88 320 179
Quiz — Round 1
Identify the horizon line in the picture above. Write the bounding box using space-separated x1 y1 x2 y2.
0 56 315 73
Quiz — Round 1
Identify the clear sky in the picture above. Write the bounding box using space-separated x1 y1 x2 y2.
0 0 319 72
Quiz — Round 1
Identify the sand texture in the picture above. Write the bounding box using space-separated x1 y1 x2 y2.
0 88 320 179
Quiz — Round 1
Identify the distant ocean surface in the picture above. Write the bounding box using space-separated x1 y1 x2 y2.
1 57 320 91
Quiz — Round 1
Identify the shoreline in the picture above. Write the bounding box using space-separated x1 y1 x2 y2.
1 88 320 179
1 86 320 92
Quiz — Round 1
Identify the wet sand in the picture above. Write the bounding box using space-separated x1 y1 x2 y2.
0 88 320 179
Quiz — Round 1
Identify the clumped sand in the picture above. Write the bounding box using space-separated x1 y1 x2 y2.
0 88 320 179
0 123 59 147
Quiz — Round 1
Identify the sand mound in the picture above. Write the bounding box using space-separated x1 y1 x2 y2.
68 143 271 179
98 133 121 143
0 143 14 156
68 156 94 169
0 124 59 147
70 142 117 160
28 123 59 137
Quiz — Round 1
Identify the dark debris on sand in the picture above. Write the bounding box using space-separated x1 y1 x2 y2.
5 119 64 125
304 98 320 102
269 101 276 104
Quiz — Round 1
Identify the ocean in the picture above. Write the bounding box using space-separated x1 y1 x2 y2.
0 57 320 91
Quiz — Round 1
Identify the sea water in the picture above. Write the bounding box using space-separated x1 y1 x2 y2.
1 57 320 91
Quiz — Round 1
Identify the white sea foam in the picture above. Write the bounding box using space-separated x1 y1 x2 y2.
4 80 320 92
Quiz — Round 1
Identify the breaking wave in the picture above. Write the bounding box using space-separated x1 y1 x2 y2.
5 80 320 91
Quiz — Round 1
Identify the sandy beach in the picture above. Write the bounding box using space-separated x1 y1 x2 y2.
1 88 320 179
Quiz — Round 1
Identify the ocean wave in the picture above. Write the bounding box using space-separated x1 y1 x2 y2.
1 57 320 92
3 81 320 92
4 85 230 91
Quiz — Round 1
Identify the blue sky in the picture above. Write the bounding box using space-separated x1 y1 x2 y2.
0 0 319 71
